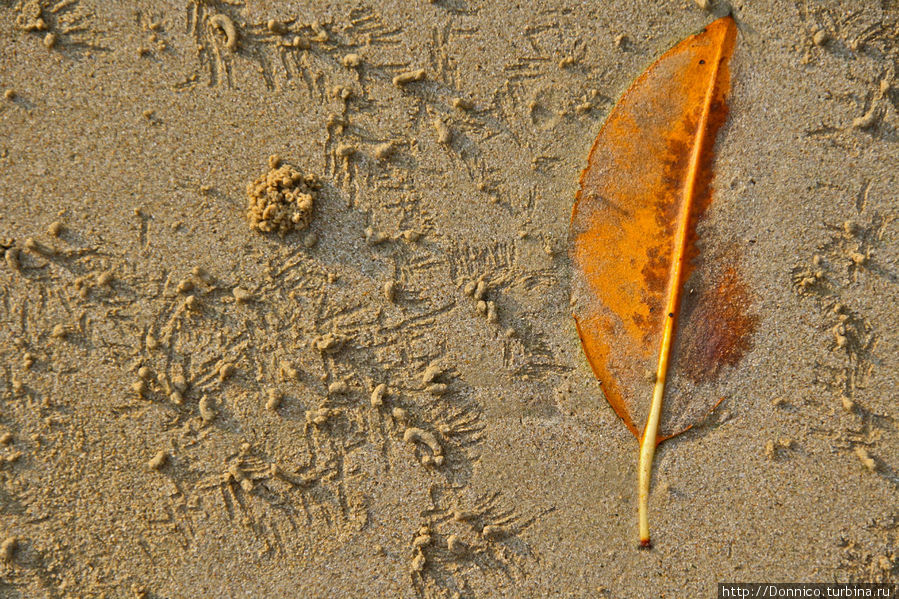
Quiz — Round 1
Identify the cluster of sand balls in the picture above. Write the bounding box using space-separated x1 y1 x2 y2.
246 155 320 235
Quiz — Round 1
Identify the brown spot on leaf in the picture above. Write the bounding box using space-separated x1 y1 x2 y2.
677 266 757 384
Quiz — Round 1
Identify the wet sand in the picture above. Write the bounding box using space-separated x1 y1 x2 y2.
0 1 897 597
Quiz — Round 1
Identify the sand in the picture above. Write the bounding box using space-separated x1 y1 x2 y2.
0 0 897 597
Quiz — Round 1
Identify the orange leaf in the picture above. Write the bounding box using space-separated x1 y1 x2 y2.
569 16 753 547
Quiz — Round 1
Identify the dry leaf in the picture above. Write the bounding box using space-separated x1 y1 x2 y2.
570 16 753 547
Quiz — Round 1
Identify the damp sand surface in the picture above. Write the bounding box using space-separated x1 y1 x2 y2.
0 1 898 597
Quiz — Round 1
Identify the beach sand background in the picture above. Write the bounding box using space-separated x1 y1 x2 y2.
0 0 897 597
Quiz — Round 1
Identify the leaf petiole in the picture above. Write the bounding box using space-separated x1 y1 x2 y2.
638 375 667 548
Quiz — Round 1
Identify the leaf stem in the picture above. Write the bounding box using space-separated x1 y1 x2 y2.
637 22 728 548
638 327 673 548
